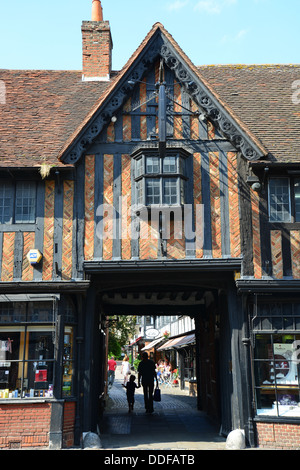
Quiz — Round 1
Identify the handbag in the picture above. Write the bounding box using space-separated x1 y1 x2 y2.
153 385 161 402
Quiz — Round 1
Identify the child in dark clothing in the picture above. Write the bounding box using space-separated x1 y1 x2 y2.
122 375 140 412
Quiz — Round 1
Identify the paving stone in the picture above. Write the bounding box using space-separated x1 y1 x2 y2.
100 366 226 450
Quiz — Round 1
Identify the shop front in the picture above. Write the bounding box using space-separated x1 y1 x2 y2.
156 333 196 391
0 291 83 449
239 286 300 449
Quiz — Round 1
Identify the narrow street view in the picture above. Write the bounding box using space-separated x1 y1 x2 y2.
99 361 226 451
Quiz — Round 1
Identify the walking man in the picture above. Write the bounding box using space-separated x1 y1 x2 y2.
138 352 158 413
108 356 117 387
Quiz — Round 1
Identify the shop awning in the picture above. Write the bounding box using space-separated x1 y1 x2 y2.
129 336 142 346
173 334 195 348
141 337 165 351
157 334 195 351
157 337 182 351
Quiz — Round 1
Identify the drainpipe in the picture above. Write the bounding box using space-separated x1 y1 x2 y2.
242 293 257 448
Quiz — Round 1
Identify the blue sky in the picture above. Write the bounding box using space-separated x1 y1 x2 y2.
0 0 299 71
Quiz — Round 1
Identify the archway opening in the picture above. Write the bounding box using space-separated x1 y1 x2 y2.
100 284 222 425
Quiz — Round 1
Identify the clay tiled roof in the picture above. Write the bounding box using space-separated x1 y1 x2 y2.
198 64 300 163
1 23 300 167
0 70 110 167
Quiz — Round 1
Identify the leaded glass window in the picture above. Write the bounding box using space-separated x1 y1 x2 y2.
133 148 189 207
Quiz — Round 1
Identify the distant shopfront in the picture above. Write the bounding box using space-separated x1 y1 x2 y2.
156 333 196 390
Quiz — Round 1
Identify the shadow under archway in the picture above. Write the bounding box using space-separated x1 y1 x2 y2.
99 361 226 451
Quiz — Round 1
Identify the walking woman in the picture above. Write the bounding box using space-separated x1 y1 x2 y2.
121 355 131 384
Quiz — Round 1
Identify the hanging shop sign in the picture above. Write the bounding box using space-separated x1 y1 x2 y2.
27 249 43 265
146 328 159 339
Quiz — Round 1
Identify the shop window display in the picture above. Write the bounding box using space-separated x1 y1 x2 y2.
0 299 76 399
254 334 300 417
62 327 74 397
0 327 54 398
183 346 196 381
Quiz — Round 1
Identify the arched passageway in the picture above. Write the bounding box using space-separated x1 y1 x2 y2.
82 262 245 442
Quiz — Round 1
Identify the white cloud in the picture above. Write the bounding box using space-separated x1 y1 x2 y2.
236 29 248 40
167 0 190 11
221 29 249 44
194 1 221 14
194 0 237 14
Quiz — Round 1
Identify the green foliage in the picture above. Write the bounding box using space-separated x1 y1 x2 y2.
108 335 121 359
133 358 141 372
107 316 137 359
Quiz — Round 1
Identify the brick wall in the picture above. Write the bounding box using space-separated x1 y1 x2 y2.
0 403 51 449
84 155 95 260
256 422 300 450
81 21 112 80
270 230 283 278
1 232 15 281
290 230 300 278
251 187 262 279
63 401 76 448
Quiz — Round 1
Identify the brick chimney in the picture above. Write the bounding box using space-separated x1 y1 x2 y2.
82 0 113 81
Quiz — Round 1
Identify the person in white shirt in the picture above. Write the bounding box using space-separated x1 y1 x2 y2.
121 355 131 384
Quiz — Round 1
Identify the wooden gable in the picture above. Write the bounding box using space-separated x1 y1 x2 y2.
75 56 244 264
60 24 267 165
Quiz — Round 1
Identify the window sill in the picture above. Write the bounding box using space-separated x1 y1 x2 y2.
0 397 75 404
0 398 54 404
0 223 36 232
254 415 300 424
268 222 300 228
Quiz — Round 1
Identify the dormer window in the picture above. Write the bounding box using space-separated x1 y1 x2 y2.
132 147 189 208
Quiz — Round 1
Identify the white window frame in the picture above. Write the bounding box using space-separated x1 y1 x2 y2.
133 150 187 208
268 177 291 222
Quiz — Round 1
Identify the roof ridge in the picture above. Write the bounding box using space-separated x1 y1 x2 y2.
197 63 300 68
0 69 82 73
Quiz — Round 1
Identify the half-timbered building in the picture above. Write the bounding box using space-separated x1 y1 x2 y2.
0 0 300 449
